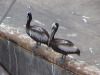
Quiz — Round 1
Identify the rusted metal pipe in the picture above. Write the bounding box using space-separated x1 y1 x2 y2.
0 24 100 75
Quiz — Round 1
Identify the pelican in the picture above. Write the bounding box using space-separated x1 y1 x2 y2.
48 23 80 59
26 12 49 47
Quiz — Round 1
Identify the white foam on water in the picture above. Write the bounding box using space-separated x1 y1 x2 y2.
67 33 78 37
82 16 90 19
34 19 45 26
23 25 26 27
6 16 11 19
89 48 93 53
82 16 90 23
27 5 31 9
59 26 66 30
82 18 87 23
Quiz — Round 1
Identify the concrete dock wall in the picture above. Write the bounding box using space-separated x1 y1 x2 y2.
0 25 100 75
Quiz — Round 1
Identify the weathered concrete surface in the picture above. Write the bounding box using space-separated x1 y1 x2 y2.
0 39 73 75
0 24 100 75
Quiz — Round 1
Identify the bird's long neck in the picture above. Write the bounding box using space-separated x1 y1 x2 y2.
48 28 57 46
26 19 31 28
50 28 58 40
50 30 55 40
26 15 32 28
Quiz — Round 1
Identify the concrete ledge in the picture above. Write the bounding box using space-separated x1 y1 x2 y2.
0 24 100 75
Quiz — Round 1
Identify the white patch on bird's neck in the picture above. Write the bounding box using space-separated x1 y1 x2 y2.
52 23 56 27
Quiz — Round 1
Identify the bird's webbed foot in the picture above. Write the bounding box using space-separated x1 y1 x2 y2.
61 55 66 62
36 42 41 47
33 42 41 48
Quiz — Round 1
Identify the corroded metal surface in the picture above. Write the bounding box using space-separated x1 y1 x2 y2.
0 25 100 75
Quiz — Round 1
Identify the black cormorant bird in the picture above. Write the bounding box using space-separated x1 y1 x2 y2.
48 23 80 58
26 12 49 47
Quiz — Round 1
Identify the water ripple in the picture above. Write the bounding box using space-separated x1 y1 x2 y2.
67 33 78 37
